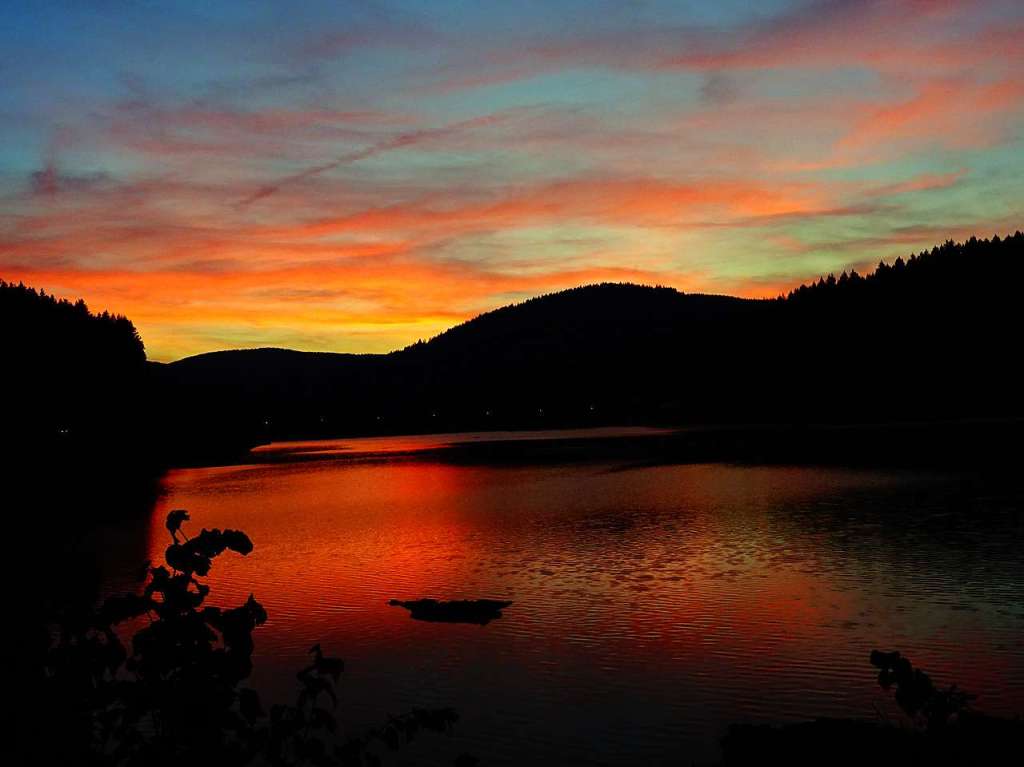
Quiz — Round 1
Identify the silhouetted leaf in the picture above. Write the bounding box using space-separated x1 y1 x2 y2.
223 528 254 555
42 510 453 766
166 509 190 540
246 594 267 625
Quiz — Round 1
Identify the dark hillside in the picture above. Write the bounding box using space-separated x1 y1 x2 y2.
7 232 1021 454
158 233 1023 438
2 280 146 444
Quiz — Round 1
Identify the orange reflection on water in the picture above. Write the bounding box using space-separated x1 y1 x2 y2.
138 444 1024 764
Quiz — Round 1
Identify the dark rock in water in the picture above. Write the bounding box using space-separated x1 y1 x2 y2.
388 598 513 625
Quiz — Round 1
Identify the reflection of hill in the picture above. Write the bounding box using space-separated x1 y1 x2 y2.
158 233 1023 441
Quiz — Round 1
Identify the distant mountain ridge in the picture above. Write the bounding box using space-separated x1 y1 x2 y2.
6 232 1022 460
154 233 1023 441
169 284 751 364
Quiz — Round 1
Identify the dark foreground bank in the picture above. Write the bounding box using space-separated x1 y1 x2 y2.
722 650 1023 766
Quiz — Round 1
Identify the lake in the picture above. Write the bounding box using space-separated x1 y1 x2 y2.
97 429 1024 765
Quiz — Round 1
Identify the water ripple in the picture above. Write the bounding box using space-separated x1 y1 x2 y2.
98 440 1024 766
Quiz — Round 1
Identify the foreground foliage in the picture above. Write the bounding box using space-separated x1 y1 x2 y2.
721 650 1022 766
41 511 468 767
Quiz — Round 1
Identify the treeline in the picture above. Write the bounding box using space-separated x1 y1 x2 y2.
767 233 1023 422
785 234 1021 305
2 280 260 476
5 232 1022 461
159 232 1022 438
2 280 146 439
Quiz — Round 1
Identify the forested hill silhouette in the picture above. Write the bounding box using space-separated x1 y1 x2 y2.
156 233 1022 441
4 233 1021 465
2 280 146 438
157 287 760 437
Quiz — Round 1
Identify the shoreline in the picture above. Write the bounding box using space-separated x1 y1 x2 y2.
219 417 1024 470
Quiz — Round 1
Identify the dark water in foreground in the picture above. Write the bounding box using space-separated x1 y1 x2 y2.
97 430 1024 765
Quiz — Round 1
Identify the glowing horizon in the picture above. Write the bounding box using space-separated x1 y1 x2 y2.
2 1 1022 361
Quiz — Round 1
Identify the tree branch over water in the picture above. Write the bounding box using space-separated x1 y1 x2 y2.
39 511 469 767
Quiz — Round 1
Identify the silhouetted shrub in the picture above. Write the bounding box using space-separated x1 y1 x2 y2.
721 650 1020 766
870 649 975 731
41 511 463 766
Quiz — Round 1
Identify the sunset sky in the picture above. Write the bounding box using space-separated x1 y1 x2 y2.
2 0 1022 360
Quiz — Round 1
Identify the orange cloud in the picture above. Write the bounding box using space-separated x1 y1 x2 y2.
263 177 830 243
2 253 710 360
838 78 1024 155
4 0 1020 361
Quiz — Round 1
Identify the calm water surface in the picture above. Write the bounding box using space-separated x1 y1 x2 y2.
101 430 1024 765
